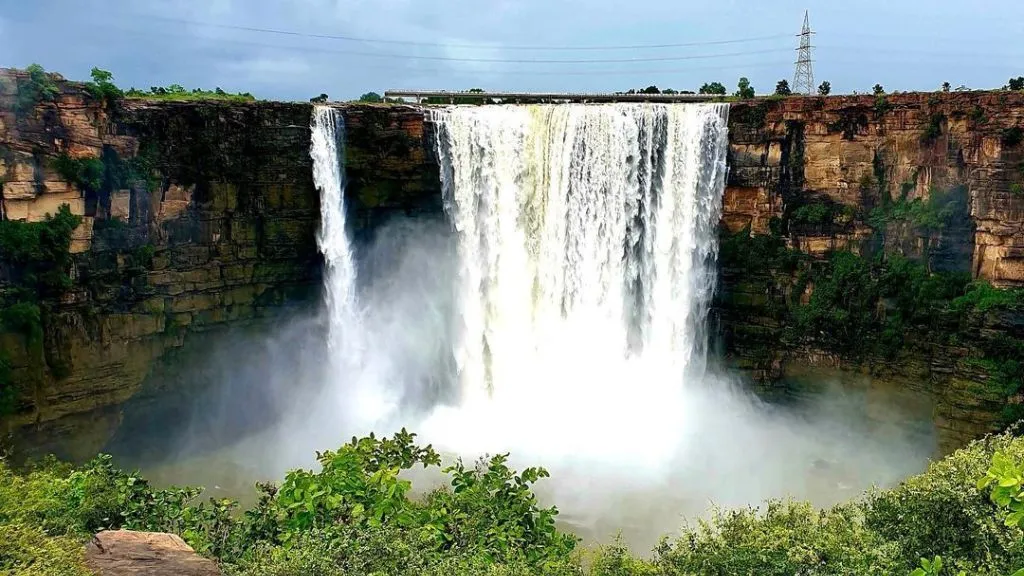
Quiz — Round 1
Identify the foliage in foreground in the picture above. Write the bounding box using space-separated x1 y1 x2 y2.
5 430 1024 575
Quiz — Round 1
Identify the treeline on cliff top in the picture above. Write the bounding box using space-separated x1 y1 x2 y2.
8 64 1024 108
4 429 1024 575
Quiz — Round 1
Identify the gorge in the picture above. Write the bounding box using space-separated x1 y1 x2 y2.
2 68 1024 550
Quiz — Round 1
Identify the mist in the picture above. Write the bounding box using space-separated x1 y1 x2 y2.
116 213 935 552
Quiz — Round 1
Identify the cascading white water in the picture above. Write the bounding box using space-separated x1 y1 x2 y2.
310 106 398 430
311 106 358 356
423 103 730 469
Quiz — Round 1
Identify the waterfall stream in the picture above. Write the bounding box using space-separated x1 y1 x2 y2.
421 104 730 467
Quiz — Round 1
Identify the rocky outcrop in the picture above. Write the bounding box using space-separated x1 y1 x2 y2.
85 530 221 576
725 91 1024 284
0 69 440 459
720 92 1024 453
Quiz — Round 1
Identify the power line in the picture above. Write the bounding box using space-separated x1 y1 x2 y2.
78 22 796 65
133 14 795 52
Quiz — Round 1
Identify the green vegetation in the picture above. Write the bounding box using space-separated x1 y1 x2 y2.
310 93 329 103
818 81 832 96
0 204 82 412
735 77 755 99
1011 183 1024 198
15 64 60 115
52 153 104 193
125 84 256 102
922 113 946 143
1008 77 1024 91
1003 127 1024 148
699 82 727 95
84 67 123 104
874 84 886 95
7 430 1024 575
774 79 792 96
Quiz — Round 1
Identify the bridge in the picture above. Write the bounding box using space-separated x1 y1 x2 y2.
383 90 725 104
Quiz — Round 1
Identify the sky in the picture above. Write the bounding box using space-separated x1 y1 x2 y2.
1 0 1022 102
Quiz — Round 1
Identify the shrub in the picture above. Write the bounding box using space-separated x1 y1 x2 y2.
84 67 123 104
0 204 82 297
1003 127 1024 148
922 113 945 143
656 501 901 575
865 434 1024 574
818 81 832 96
15 64 59 115
874 84 886 95
51 153 104 193
0 523 90 575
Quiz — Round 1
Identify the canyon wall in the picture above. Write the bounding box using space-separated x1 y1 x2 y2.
721 92 1024 452
0 69 437 458
2 67 1023 456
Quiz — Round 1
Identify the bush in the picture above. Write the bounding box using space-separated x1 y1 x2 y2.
0 204 82 297
1003 127 1024 148
0 523 90 575
657 501 901 575
16 64 59 115
865 434 1024 574
51 153 104 193
818 81 832 96
84 67 123 104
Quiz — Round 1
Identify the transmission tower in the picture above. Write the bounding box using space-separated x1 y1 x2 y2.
793 10 815 95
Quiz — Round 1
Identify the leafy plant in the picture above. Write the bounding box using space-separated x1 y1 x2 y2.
84 67 123 104
15 64 59 115
774 79 792 96
52 153 104 193
735 77 755 99
818 81 832 95
922 113 945 143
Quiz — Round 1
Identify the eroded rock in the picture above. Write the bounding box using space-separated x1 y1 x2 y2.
85 530 221 576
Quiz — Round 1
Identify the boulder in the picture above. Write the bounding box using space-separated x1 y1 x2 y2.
84 530 221 576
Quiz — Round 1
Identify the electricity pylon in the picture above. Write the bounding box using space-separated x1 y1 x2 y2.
793 10 815 95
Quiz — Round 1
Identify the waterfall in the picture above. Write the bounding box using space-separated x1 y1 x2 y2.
311 106 359 359
425 103 730 465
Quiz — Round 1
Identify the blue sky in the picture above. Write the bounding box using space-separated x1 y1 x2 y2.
1 0 1022 101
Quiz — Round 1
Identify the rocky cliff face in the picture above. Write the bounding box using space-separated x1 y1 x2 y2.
0 69 439 458
2 68 1022 458
721 92 1024 452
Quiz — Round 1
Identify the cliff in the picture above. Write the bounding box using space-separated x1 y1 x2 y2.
721 92 1024 452
3 66 1024 457
0 69 437 458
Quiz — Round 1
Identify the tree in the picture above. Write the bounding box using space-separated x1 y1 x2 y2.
873 84 885 95
735 77 754 99
699 82 727 95
774 79 792 96
640 85 660 94
86 67 123 102
942 82 951 92
817 81 831 96
662 88 679 95
310 93 329 103
1009 77 1024 91
358 92 383 103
